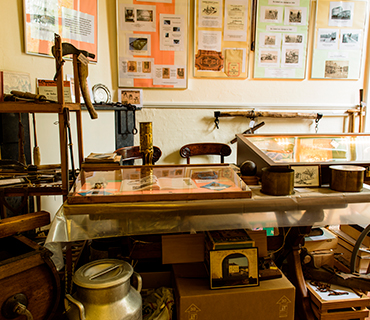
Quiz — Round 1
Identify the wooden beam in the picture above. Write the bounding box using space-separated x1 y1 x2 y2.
0 211 50 238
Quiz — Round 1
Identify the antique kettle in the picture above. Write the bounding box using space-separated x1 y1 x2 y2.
65 259 142 320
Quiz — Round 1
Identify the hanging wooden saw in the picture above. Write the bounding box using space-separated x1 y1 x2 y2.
214 110 323 129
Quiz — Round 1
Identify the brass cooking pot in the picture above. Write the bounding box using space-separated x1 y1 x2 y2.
261 167 294 196
329 165 365 192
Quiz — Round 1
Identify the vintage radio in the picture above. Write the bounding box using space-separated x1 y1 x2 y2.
204 229 259 289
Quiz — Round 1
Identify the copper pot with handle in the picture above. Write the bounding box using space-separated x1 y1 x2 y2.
65 259 142 320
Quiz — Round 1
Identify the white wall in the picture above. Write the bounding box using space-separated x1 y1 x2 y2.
0 0 369 217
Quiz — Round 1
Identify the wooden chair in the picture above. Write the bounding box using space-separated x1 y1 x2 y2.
179 143 232 164
114 146 162 164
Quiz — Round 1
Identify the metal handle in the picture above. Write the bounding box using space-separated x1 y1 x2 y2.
89 264 120 280
133 272 142 293
13 303 33 320
65 294 86 320
1 293 33 320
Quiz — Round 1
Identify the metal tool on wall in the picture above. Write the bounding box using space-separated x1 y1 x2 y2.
117 103 138 136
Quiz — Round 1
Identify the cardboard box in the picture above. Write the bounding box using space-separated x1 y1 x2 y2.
161 230 268 266
162 233 205 264
173 263 295 320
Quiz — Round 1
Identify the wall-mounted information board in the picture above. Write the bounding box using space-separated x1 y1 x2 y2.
311 0 367 79
23 0 97 61
194 0 251 78
253 0 310 79
116 0 188 88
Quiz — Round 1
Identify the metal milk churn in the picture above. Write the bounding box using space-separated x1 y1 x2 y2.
65 259 142 320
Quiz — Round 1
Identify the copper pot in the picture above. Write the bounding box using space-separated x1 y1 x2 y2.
330 165 365 192
261 167 294 196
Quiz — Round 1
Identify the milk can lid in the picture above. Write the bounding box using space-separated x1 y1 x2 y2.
73 259 133 289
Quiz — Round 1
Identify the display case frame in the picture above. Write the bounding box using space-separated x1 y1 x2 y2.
236 133 370 185
67 164 251 204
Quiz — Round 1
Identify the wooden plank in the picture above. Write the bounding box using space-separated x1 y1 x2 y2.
67 189 252 205
0 211 50 238
0 250 46 280
312 303 369 320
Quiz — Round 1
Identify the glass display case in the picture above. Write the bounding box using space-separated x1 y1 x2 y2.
236 133 370 184
67 164 251 204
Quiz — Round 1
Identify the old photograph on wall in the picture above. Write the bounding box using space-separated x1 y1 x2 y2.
324 60 349 78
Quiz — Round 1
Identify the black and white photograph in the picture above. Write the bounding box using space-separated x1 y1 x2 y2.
319 31 337 43
340 29 362 50
264 35 276 45
284 7 307 25
260 6 283 23
259 50 279 65
291 166 320 187
284 34 303 44
284 48 299 64
289 9 302 23
259 33 281 48
317 29 339 50
125 8 135 22
342 31 359 43
137 9 154 22
329 2 354 27
325 60 349 78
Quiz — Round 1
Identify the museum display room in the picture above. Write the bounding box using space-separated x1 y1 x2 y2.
1 0 370 320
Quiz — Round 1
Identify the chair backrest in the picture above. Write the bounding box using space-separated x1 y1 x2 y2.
114 146 162 164
179 143 232 164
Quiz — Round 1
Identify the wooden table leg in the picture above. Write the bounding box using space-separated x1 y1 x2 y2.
287 244 316 320
284 226 316 320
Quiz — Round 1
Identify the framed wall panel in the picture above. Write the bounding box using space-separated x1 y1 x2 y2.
253 0 310 79
116 0 189 88
311 0 367 79
23 0 98 62
194 0 251 78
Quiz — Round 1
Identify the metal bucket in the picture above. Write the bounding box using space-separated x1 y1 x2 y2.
329 165 365 192
261 167 294 196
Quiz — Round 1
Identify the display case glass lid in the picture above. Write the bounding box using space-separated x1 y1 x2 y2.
242 134 370 164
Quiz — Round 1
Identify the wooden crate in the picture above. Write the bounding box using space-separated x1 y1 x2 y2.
306 281 370 320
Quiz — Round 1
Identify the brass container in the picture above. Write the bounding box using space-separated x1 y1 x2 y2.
261 167 294 196
330 165 365 192
139 122 153 165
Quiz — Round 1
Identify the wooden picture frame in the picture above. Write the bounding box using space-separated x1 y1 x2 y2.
291 165 320 187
